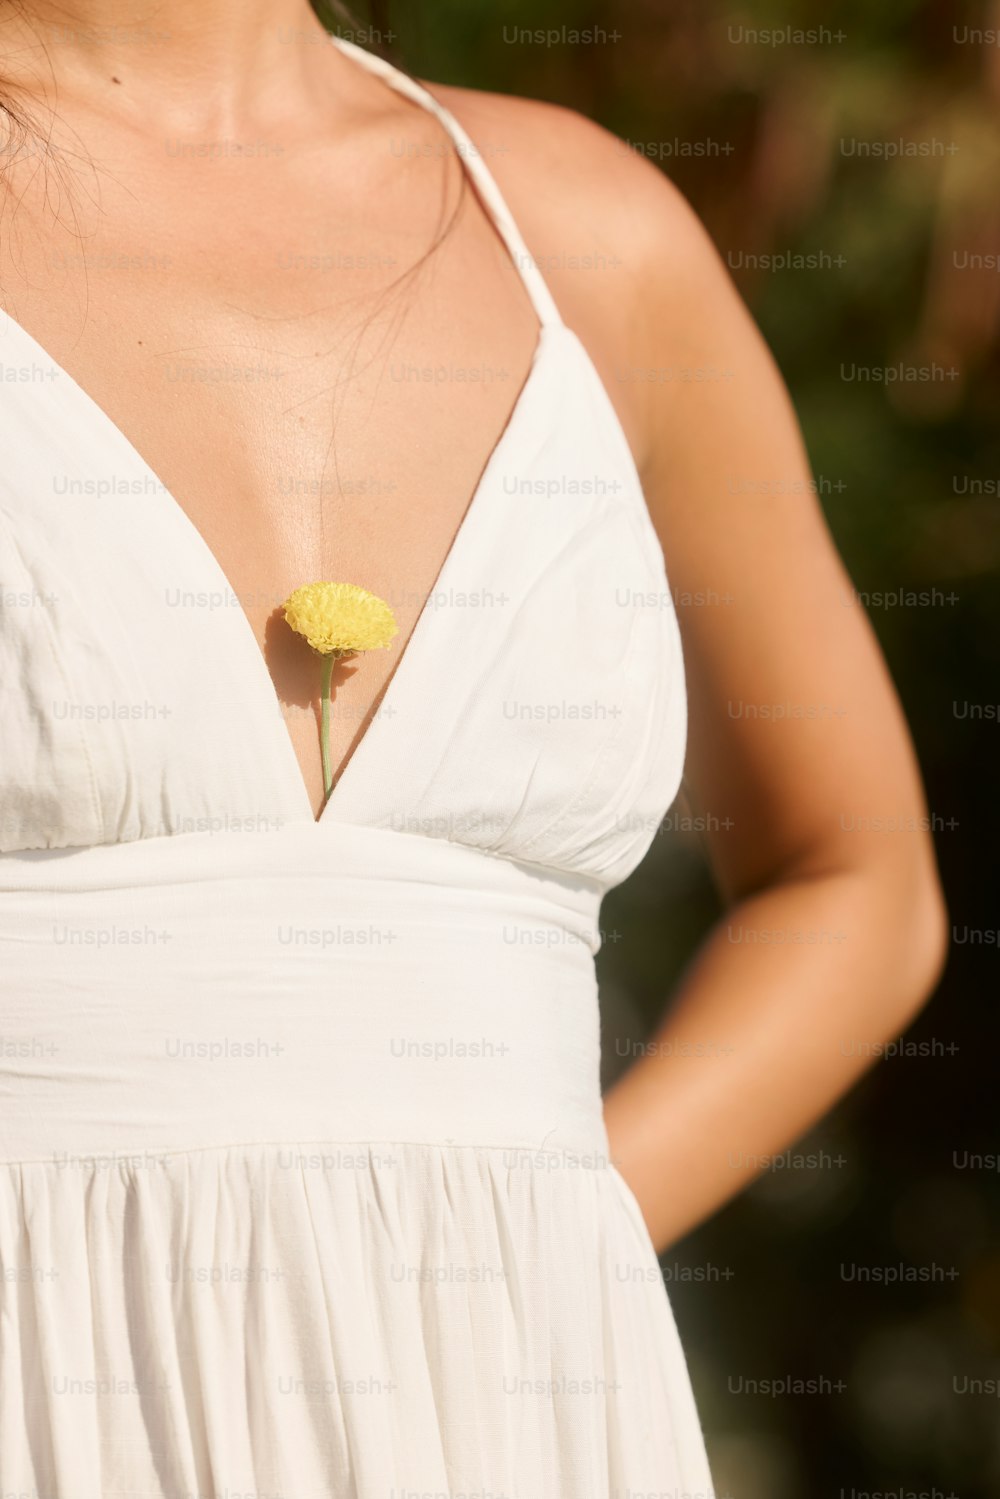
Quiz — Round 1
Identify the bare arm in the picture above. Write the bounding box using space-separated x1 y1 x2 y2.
599 162 949 1250
440 88 949 1253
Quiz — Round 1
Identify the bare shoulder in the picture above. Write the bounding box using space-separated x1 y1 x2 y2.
429 82 712 271
428 81 741 466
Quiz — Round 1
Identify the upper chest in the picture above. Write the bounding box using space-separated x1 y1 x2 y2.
0 127 542 599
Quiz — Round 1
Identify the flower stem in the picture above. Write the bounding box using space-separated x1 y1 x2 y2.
320 652 335 800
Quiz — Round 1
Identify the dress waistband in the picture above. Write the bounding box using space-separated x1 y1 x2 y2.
0 819 602 929
0 822 610 1169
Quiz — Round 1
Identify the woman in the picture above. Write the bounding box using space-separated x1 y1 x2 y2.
0 1 947 1493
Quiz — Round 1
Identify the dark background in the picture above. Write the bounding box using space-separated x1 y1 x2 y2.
322 3 999 1495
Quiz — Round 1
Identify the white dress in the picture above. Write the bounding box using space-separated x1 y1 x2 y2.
0 35 714 1499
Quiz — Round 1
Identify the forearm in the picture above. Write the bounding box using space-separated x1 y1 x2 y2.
601 858 946 1253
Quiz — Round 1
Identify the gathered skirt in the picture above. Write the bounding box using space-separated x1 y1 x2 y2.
0 821 714 1495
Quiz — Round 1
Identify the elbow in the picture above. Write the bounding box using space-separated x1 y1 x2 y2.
886 847 950 1030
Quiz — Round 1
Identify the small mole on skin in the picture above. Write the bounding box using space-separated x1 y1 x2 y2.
111 77 121 85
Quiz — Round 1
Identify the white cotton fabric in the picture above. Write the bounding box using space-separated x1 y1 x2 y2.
0 34 712 1498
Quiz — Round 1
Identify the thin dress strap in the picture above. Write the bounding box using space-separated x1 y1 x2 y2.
332 35 564 330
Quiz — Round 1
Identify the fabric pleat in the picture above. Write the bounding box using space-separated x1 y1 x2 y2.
0 1145 713 1496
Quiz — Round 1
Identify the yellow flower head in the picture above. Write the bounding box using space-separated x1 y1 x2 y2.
282 581 398 656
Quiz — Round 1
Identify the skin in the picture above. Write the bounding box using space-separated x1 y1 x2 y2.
0 0 948 1251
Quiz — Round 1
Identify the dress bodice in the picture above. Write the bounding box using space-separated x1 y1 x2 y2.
0 36 686 892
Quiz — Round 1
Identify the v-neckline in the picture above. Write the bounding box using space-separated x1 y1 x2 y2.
0 25 577 826
0 308 554 824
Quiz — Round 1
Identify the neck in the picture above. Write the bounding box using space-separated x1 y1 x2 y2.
1 0 341 130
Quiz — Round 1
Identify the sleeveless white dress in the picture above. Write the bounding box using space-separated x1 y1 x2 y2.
0 35 714 1498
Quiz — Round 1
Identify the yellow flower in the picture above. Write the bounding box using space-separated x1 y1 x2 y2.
282 581 398 657
281 581 398 808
